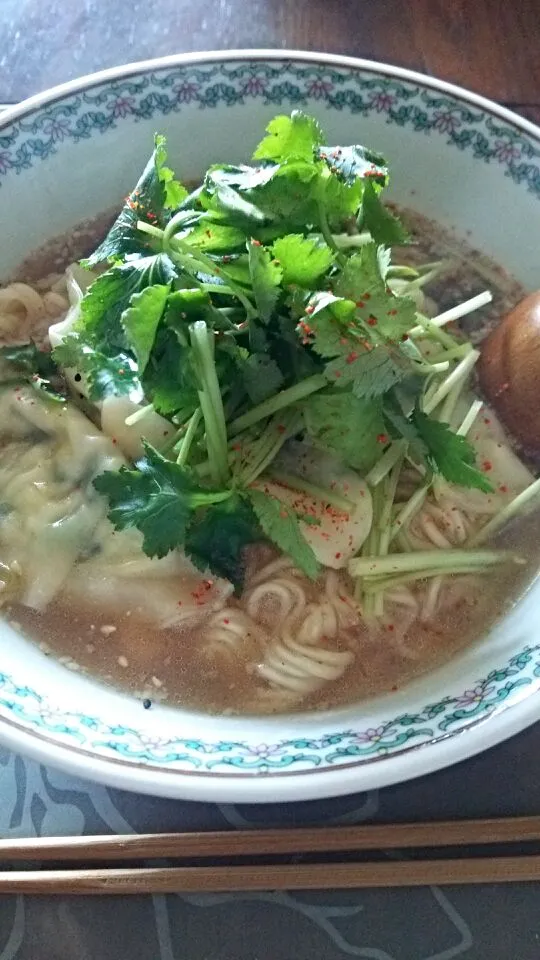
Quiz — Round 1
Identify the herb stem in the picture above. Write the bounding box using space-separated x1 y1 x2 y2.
349 548 521 579
176 407 202 466
423 348 479 416
228 374 327 437
390 484 429 542
366 441 407 487
190 322 229 486
124 402 155 427
265 469 355 513
470 477 540 546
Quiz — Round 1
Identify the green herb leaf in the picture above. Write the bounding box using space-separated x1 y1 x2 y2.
142 326 198 417
335 243 416 340
272 234 334 287
154 134 188 210
180 221 246 253
86 136 186 264
185 495 261 590
239 352 285 404
248 488 319 579
324 344 408 397
93 442 229 558
317 144 388 187
247 240 283 323
297 292 357 356
361 180 409 246
253 111 324 163
78 254 176 350
413 409 494 492
53 335 141 401
303 389 387 472
121 283 171 372
0 342 64 399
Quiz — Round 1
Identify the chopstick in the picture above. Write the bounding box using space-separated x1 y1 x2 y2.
2 857 540 894
1 816 540 894
3 816 540 862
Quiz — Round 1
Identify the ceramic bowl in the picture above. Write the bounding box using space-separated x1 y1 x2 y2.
1 51 539 802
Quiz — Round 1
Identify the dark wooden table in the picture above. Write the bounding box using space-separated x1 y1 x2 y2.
2 0 540 126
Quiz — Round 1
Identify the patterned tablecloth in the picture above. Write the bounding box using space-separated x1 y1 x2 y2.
1 722 540 960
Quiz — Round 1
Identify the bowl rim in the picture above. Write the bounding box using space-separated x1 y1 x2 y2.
2 48 540 145
1 48 540 801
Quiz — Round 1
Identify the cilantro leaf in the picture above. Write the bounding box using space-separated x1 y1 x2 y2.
319 175 364 230
154 134 188 210
164 288 222 336
272 234 334 287
361 180 409 246
253 111 324 163
297 292 356 356
185 495 261 590
247 240 282 323
324 344 408 397
413 410 494 492
93 442 229 558
207 183 267 228
142 326 198 417
53 335 141 401
0 342 65 399
181 221 246 253
248 488 319 579
317 144 388 188
0 342 56 377
121 283 171 372
239 352 285 404
86 135 186 264
303 389 387 472
78 254 176 350
335 243 416 341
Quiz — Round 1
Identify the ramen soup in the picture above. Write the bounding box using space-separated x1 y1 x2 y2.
1 112 539 715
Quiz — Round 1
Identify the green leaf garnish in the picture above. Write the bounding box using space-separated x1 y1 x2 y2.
413 410 494 492
253 111 325 163
248 488 319 579
272 234 334 288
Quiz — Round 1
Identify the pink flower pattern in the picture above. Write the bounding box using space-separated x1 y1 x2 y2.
369 91 395 113
306 79 334 100
493 139 521 164
432 110 462 134
42 117 71 141
173 81 200 104
110 96 136 119
242 76 267 97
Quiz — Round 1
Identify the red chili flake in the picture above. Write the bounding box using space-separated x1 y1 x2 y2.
177 601 183 606
112 438 118 445
277 424 286 434
367 315 378 326
335 552 342 560
346 351 358 364
483 417 491 425
388 309 398 316
280 509 288 519
387 624 395 632
376 434 389 444
401 333 409 342
499 484 509 493
339 337 348 345
482 460 493 472
251 239 262 247
223 618 230 625
356 300 365 308
334 370 342 378
391 684 398 692
363 293 371 301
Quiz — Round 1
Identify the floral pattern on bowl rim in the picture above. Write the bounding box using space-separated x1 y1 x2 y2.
1 52 540 798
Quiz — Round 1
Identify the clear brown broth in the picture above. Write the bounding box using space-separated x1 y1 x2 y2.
3 207 539 715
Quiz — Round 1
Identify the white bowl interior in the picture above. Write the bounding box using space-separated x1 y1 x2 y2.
1 54 540 801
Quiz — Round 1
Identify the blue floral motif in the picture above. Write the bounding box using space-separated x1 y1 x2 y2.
0 60 539 195
0 643 538 774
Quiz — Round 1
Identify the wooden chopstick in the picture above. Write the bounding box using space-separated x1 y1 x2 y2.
2 816 540 863
1 817 540 894
2 857 540 894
